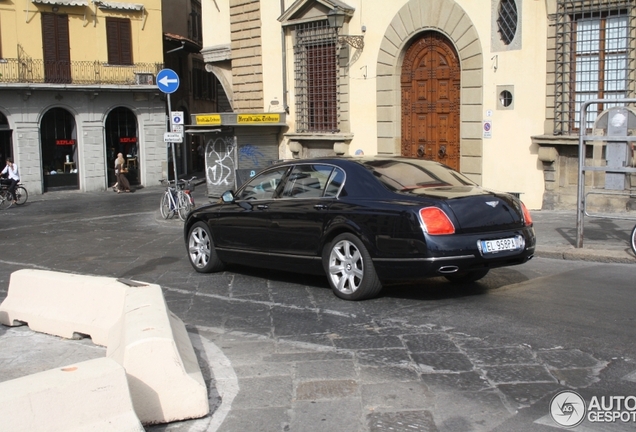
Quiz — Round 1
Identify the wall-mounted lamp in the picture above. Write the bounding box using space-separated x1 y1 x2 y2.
327 8 345 29
327 9 364 50
52 6 59 13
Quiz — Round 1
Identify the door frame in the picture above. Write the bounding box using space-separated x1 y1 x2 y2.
400 31 461 171
375 0 484 184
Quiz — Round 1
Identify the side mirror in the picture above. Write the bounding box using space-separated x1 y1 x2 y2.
221 190 235 203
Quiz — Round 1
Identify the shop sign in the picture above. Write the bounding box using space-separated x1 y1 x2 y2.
56 139 76 146
119 137 137 143
237 114 280 124
195 114 222 125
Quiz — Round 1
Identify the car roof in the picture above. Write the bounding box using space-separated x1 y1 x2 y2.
271 155 448 169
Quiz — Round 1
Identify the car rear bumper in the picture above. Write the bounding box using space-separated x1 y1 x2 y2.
372 227 535 281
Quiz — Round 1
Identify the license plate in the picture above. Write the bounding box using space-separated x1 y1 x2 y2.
480 237 519 254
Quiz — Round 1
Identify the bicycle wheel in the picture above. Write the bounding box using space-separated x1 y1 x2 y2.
14 186 28 205
177 192 192 221
0 190 12 210
631 225 636 256
160 192 174 219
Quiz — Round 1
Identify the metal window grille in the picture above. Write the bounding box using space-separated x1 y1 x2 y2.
554 0 636 134
497 0 519 45
293 21 339 133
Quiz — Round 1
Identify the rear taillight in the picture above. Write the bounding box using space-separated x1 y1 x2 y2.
418 207 455 235
521 201 533 226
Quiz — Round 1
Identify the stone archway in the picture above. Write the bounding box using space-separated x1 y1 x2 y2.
376 0 484 182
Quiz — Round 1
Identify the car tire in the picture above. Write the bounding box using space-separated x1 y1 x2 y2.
187 221 224 273
444 268 490 283
324 233 383 300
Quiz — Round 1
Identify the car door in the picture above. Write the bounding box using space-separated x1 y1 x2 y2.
212 166 289 253
267 164 345 256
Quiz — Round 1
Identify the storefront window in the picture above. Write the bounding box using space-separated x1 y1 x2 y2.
40 108 78 191
105 107 139 186
0 112 11 167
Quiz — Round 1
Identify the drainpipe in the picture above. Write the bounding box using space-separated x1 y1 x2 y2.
280 0 289 114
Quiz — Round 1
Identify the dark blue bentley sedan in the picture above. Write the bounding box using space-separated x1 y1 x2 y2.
184 156 535 300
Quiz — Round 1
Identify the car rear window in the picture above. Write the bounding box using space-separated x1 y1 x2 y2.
363 159 475 192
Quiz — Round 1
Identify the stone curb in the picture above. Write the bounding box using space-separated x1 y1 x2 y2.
535 247 636 264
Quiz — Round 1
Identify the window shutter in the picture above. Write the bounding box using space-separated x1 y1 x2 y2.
41 13 71 83
42 13 57 64
106 18 132 65
119 20 132 65
57 15 70 64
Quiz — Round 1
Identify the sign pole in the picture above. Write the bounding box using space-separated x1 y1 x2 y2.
157 68 181 184
167 94 178 182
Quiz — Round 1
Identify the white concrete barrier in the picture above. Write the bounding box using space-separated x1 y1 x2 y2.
0 269 209 426
0 357 144 432
107 284 209 424
0 269 126 346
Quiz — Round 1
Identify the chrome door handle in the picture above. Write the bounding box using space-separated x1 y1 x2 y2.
314 204 328 210
257 204 269 210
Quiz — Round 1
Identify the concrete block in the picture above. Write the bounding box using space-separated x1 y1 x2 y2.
0 269 209 426
0 358 144 432
0 269 127 346
107 285 209 424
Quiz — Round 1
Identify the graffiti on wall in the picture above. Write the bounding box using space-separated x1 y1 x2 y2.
205 136 236 196
238 144 265 167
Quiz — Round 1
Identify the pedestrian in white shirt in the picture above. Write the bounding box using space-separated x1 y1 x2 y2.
1 157 20 203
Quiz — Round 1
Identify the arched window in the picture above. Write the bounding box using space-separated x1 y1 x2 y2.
105 107 138 185
40 108 78 191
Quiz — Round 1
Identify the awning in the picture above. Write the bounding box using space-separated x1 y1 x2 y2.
164 33 202 53
94 1 144 11
32 0 88 6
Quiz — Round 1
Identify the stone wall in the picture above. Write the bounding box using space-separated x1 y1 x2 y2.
229 0 264 111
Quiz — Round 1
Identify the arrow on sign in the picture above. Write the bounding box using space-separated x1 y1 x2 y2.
158 76 179 87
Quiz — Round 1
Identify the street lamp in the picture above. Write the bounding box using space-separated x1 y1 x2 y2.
327 8 345 29
327 9 364 50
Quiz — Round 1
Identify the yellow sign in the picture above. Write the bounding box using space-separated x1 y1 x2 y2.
195 115 221 125
237 114 280 124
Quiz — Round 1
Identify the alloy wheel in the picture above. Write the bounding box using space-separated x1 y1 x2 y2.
328 239 364 295
189 226 211 269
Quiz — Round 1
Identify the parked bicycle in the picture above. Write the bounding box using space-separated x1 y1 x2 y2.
0 182 28 210
159 177 196 221
631 224 636 256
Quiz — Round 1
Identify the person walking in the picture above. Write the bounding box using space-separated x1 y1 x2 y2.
114 153 131 193
1 157 20 204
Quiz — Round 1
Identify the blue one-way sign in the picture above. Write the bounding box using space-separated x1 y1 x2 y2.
156 69 180 94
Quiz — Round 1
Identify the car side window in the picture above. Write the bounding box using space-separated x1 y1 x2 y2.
237 168 287 201
282 164 333 198
324 168 345 198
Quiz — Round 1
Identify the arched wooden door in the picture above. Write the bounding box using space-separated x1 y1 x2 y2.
401 32 461 170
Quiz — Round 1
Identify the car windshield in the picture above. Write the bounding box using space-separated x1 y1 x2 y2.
363 159 475 192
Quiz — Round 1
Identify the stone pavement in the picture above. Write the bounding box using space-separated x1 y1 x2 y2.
0 187 634 432
531 209 636 264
